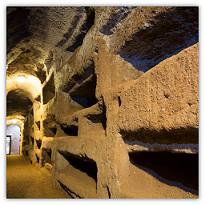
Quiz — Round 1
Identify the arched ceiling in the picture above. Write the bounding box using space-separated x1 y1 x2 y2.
6 73 42 100
7 115 25 128
6 6 98 119
7 89 33 116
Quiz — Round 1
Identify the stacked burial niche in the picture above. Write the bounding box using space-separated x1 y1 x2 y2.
63 60 97 108
56 150 98 198
43 73 55 105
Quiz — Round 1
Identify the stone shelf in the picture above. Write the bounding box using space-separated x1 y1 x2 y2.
57 164 97 198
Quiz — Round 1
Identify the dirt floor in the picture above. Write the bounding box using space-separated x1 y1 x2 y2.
6 155 69 198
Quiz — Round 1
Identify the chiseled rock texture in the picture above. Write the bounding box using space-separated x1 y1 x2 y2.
6 6 199 198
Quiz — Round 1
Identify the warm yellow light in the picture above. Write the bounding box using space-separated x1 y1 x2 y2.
7 73 42 100
16 75 26 83
8 119 18 124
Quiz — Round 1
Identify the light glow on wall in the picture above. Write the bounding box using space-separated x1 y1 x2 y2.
16 75 26 83
7 115 25 155
8 119 19 124
6 73 42 100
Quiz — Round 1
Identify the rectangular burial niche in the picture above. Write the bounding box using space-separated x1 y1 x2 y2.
42 148 52 165
60 124 78 136
129 151 198 194
120 127 198 144
35 121 40 130
85 101 107 131
43 119 57 137
63 60 97 108
43 73 55 104
58 150 98 183
86 113 106 130
35 139 42 149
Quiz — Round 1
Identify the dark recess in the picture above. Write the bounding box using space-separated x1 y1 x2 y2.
35 121 40 130
43 73 55 104
87 113 106 130
117 96 121 107
35 139 42 149
63 61 94 93
129 151 198 194
42 148 52 164
35 95 41 102
69 73 97 107
66 7 95 52
100 7 132 35
64 60 98 108
60 124 78 136
50 127 57 135
58 150 98 183
43 117 57 137
118 7 198 72
120 127 198 144
7 7 31 53
35 69 46 83
56 15 81 47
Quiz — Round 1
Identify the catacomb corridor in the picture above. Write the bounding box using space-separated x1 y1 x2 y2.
6 6 199 198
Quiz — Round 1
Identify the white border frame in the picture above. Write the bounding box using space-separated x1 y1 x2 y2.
0 1 204 205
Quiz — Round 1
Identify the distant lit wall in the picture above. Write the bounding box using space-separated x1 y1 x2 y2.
6 125 20 154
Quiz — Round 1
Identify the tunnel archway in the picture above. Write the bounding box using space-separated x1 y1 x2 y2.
7 115 25 155
6 73 42 100
6 88 35 157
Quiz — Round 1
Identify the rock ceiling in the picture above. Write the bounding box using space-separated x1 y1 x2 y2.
6 6 198 117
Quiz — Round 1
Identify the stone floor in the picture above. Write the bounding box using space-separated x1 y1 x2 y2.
6 155 69 198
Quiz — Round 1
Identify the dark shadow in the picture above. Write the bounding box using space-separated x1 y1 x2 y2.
7 7 30 53
100 7 132 35
118 7 198 72
63 60 98 108
60 124 78 136
42 148 52 164
66 7 95 52
87 112 106 130
58 180 81 198
35 139 42 149
42 73 55 104
58 150 98 183
56 15 81 47
129 151 198 194
120 127 198 144
63 60 94 93
35 121 40 130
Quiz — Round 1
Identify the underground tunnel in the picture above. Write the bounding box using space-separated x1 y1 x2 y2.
6 6 199 199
